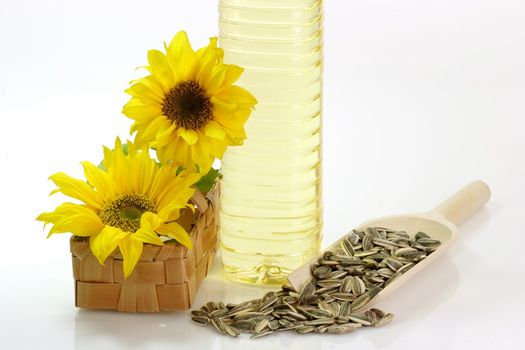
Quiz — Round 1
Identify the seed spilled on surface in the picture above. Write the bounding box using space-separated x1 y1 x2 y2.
190 227 441 338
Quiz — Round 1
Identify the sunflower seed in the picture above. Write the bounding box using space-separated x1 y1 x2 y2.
228 301 254 316
316 325 331 333
331 293 357 302
375 313 395 327
192 226 440 339
397 262 415 274
340 238 355 256
259 292 278 311
286 311 308 321
305 318 335 326
326 323 362 334
268 319 280 330
306 309 332 319
340 301 352 316
340 276 353 293
348 313 373 326
348 231 361 245
313 265 331 279
191 316 210 326
372 238 399 248
415 231 431 240
211 318 227 334
299 279 316 304
233 312 265 320
278 319 292 327
231 319 254 332
254 319 269 333
377 268 394 278
296 326 316 334
191 310 209 317
225 324 241 337
326 269 348 280
416 238 441 248
210 308 229 318
335 315 350 323
282 285 297 293
352 276 366 295
386 258 403 271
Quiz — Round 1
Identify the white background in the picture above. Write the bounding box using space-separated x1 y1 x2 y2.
1 0 524 349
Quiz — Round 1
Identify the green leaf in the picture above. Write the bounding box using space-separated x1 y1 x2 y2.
194 168 221 193
121 143 129 156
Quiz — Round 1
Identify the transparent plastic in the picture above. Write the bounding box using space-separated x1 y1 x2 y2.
218 0 323 284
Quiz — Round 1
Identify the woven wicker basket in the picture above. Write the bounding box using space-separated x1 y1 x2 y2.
70 184 219 312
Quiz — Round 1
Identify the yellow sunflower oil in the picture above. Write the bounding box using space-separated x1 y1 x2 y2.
218 0 323 284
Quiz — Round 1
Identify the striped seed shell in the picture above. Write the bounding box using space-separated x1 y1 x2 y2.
326 323 362 334
348 313 373 326
191 316 210 326
296 326 316 334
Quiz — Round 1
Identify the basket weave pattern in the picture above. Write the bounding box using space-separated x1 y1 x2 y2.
70 185 219 312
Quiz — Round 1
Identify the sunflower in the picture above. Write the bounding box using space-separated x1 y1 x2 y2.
37 138 201 277
122 31 256 171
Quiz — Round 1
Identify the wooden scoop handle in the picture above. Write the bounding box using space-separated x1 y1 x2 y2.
431 180 491 226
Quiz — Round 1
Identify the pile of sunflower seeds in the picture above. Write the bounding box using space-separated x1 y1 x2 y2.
191 226 441 339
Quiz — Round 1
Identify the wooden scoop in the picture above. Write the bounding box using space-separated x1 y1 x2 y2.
287 180 491 304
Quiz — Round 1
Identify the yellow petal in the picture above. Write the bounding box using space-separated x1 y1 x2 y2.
196 37 224 85
90 226 129 265
191 140 214 171
204 121 226 139
206 138 228 159
203 65 228 93
140 211 161 230
50 212 103 238
167 31 195 61
156 202 185 222
166 31 198 81
156 222 193 249
132 75 166 97
147 49 174 89
81 161 116 201
177 128 199 145
155 171 200 211
129 150 156 194
122 100 162 122
125 82 163 104
49 172 104 208
216 85 257 106
134 116 171 146
119 236 144 278
211 96 237 116
223 64 244 86
134 226 163 246
156 138 194 170
37 203 104 237
155 122 177 148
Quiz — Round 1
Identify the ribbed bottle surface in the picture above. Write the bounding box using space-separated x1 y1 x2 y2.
218 0 323 284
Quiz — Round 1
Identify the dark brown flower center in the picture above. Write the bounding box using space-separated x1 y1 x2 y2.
99 194 156 233
162 81 213 130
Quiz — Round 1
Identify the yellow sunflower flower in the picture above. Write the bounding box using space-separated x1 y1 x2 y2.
122 31 257 171
37 138 201 277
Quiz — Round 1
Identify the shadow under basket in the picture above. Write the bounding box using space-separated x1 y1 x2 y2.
70 184 219 312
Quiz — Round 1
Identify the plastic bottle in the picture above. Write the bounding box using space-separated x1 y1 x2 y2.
218 0 323 284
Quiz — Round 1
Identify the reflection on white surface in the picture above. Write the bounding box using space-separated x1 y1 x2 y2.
73 247 460 350
72 208 494 349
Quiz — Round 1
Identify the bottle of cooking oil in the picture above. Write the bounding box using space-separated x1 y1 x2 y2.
218 0 323 284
